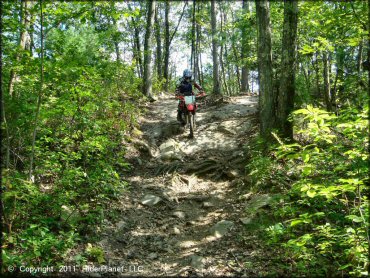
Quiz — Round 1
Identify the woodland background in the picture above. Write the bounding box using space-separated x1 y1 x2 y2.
1 0 369 276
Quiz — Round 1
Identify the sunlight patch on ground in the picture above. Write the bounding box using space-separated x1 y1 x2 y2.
178 240 199 248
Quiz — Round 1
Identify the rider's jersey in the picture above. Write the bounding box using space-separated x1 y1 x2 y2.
175 78 202 96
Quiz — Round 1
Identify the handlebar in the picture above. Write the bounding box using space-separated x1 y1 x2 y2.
197 91 206 98
175 91 206 100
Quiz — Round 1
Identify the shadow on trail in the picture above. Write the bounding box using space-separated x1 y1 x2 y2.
101 176 251 276
94 95 263 276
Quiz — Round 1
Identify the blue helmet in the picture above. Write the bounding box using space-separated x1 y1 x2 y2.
183 69 192 79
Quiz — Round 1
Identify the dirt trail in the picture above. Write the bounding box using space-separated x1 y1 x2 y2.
92 94 269 277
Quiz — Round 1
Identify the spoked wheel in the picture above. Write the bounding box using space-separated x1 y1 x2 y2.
192 113 196 130
187 113 194 138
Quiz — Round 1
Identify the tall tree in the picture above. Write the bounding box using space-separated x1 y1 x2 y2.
368 0 370 105
276 0 298 139
240 0 250 93
143 0 156 97
323 50 331 111
163 1 187 91
1 0 10 169
219 4 229 95
191 0 198 81
128 3 143 78
8 0 32 99
196 2 203 84
313 52 321 101
256 0 274 138
163 0 170 91
229 9 242 92
154 4 162 80
29 0 44 180
211 0 221 94
333 46 345 113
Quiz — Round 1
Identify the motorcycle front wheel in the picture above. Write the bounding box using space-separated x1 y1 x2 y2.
188 113 194 138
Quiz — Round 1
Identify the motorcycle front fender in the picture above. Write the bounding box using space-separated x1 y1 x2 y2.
187 104 194 111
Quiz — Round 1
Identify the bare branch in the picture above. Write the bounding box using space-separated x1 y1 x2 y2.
169 2 188 45
349 0 367 31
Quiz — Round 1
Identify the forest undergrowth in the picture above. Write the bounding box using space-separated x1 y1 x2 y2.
245 104 369 276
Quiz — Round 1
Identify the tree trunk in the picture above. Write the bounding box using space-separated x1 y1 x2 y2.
154 5 162 80
256 0 275 139
228 10 241 93
114 40 120 62
196 3 202 84
111 17 120 63
333 46 345 113
29 0 44 181
225 45 233 94
323 51 331 111
211 0 221 95
368 0 370 109
241 67 249 93
128 4 144 78
8 0 31 99
163 1 187 91
134 24 143 78
131 37 140 77
220 43 227 95
199 52 204 85
219 5 228 95
357 40 363 73
143 0 156 97
163 0 170 91
301 62 311 95
190 0 196 71
230 42 241 93
194 30 200 83
128 3 143 79
191 0 200 82
312 53 321 103
28 5 35 54
277 0 298 139
240 0 250 93
3 1 33 167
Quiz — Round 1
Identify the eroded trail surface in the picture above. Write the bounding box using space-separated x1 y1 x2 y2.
96 94 270 277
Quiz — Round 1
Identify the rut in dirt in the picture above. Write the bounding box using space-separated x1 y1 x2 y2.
92 94 273 277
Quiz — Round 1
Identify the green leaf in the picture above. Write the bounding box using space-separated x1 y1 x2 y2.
293 108 310 115
306 190 316 198
302 153 310 163
347 37 361 47
290 219 304 227
97 255 105 264
346 215 363 223
299 45 315 55
302 165 312 176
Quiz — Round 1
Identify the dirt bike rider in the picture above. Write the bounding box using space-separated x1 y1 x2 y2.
175 69 204 125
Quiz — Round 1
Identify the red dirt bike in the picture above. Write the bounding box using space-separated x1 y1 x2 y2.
175 91 206 138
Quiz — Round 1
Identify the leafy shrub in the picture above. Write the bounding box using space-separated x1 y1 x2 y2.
85 244 105 264
2 23 141 270
245 136 287 192
263 104 369 276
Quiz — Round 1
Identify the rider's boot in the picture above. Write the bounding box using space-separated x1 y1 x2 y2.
177 110 186 126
